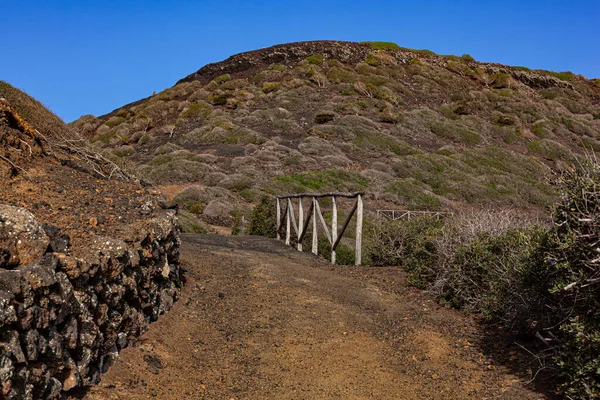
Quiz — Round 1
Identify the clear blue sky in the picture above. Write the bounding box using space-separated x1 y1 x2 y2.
2 0 599 122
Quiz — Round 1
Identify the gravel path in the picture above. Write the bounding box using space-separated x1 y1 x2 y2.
83 234 549 400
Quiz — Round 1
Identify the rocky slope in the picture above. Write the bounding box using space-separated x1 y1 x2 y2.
0 83 183 399
71 40 600 230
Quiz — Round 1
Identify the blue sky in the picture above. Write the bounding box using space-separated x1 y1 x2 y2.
2 0 599 122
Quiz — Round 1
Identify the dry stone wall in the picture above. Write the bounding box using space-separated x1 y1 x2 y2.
0 205 183 399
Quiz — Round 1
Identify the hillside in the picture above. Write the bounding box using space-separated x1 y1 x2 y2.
70 40 600 230
0 82 183 398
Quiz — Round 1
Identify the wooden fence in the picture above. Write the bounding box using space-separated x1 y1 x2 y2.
276 192 364 265
376 210 453 221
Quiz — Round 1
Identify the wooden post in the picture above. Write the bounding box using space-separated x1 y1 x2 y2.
288 198 299 237
285 201 291 245
298 198 304 251
276 198 281 240
331 196 337 264
355 194 363 266
312 197 318 255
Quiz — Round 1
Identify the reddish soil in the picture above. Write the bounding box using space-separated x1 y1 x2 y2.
81 234 551 400
0 102 166 256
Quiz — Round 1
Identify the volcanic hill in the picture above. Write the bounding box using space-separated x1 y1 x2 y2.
70 40 600 232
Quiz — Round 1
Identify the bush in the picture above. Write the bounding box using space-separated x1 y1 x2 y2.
306 54 324 65
214 74 231 84
438 226 551 330
365 162 600 397
248 196 277 238
548 161 600 397
188 202 205 215
179 102 211 119
366 210 549 320
362 41 401 51
299 234 355 265
178 211 208 234
366 216 442 288
207 91 231 105
314 110 337 124
261 82 282 93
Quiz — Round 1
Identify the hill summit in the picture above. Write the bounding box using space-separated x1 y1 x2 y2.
71 40 600 231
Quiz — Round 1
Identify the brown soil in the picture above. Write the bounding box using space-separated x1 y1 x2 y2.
81 234 550 400
0 95 168 257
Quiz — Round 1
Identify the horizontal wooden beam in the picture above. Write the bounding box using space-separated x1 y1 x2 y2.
277 192 364 200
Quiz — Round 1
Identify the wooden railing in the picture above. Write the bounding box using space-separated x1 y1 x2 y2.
376 209 453 221
276 192 364 265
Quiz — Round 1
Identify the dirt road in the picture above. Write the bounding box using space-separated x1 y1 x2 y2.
83 234 548 399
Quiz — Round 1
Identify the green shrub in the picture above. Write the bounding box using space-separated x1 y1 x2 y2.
385 180 441 210
214 74 231 84
105 116 127 128
366 162 600 397
314 110 337 124
492 73 511 89
366 216 443 286
248 196 277 238
178 211 208 234
188 202 205 215
261 82 282 93
556 317 600 398
547 161 600 397
112 145 135 157
461 54 475 62
400 47 436 55
527 139 570 160
299 234 355 265
491 114 515 126
539 70 576 81
306 54 324 65
207 91 231 105
362 41 401 51
365 53 380 66
532 121 546 137
179 102 211 119
438 227 551 329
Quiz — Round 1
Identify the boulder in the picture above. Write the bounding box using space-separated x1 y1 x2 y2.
0 206 49 268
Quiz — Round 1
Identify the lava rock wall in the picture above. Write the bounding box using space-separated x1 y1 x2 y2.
0 205 183 399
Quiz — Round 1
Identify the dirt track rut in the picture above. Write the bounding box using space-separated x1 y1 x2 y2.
83 234 548 399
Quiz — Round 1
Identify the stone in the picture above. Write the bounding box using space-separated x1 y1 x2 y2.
0 200 183 397
22 329 40 361
161 259 170 279
62 317 78 350
116 332 128 350
45 328 63 359
2 330 25 363
42 224 70 254
61 367 80 391
0 291 16 326
20 262 57 290
44 378 61 399
0 270 22 295
56 255 81 280
0 205 49 268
